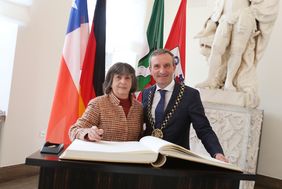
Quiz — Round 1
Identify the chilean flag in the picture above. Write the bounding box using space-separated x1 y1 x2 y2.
46 0 89 144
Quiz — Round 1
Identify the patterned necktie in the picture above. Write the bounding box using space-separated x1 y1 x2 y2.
155 90 167 128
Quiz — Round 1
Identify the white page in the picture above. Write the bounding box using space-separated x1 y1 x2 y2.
139 136 173 153
141 136 219 159
68 139 153 154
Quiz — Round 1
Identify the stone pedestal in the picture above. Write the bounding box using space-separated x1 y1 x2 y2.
198 88 246 106
190 102 263 189
198 88 260 108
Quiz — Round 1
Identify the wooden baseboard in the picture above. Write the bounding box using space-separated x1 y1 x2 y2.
255 174 282 189
0 164 39 183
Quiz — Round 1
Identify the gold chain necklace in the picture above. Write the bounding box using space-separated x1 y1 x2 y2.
147 84 185 138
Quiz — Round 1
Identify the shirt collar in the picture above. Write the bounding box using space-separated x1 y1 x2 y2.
109 92 120 105
109 92 132 105
156 80 175 92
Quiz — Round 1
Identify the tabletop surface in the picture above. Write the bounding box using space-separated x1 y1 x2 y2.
26 150 256 181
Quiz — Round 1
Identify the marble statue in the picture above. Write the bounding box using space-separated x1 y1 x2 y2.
195 0 279 108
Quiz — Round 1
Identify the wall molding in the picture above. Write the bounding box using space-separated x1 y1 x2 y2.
255 174 282 189
0 0 31 25
0 164 39 183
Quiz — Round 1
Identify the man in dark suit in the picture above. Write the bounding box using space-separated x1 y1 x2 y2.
142 48 228 162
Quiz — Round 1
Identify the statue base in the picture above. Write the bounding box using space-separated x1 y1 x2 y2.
190 102 263 189
198 88 246 107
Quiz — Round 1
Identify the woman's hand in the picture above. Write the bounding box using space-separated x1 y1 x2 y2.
86 126 104 142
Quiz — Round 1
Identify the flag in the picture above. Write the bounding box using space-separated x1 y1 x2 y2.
79 0 106 115
136 0 164 91
165 0 187 83
46 0 89 144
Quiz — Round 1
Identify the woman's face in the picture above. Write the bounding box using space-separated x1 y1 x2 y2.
111 74 132 99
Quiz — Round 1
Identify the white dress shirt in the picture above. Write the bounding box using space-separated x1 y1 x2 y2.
151 80 175 120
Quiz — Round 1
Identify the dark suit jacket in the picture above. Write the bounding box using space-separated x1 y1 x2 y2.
142 83 223 157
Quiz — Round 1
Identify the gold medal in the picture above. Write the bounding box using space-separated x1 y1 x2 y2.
151 129 163 138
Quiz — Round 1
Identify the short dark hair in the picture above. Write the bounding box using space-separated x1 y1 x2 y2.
149 48 175 67
103 62 137 94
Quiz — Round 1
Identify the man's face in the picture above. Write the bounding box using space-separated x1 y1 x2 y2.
150 53 176 89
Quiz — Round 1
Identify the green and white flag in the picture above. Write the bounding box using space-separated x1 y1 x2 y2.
136 0 164 91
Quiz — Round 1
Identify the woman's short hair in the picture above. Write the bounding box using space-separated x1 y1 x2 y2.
103 62 137 94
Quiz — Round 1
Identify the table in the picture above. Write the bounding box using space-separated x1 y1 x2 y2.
26 151 255 189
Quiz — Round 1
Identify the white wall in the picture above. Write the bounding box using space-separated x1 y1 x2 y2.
0 0 71 165
0 18 18 112
0 0 281 180
256 7 282 178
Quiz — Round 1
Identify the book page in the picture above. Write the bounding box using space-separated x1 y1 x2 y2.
67 139 150 153
59 139 158 164
140 136 200 158
139 136 172 152
139 136 242 171
163 150 242 171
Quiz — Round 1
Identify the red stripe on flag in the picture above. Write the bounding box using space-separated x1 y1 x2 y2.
46 57 79 144
80 23 96 111
79 0 106 113
165 0 186 79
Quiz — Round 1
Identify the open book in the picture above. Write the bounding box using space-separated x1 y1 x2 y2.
59 136 242 172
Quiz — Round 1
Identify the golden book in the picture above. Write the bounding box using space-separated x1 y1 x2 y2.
59 136 241 172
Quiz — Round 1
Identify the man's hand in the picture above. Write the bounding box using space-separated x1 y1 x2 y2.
214 153 229 163
86 126 104 142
